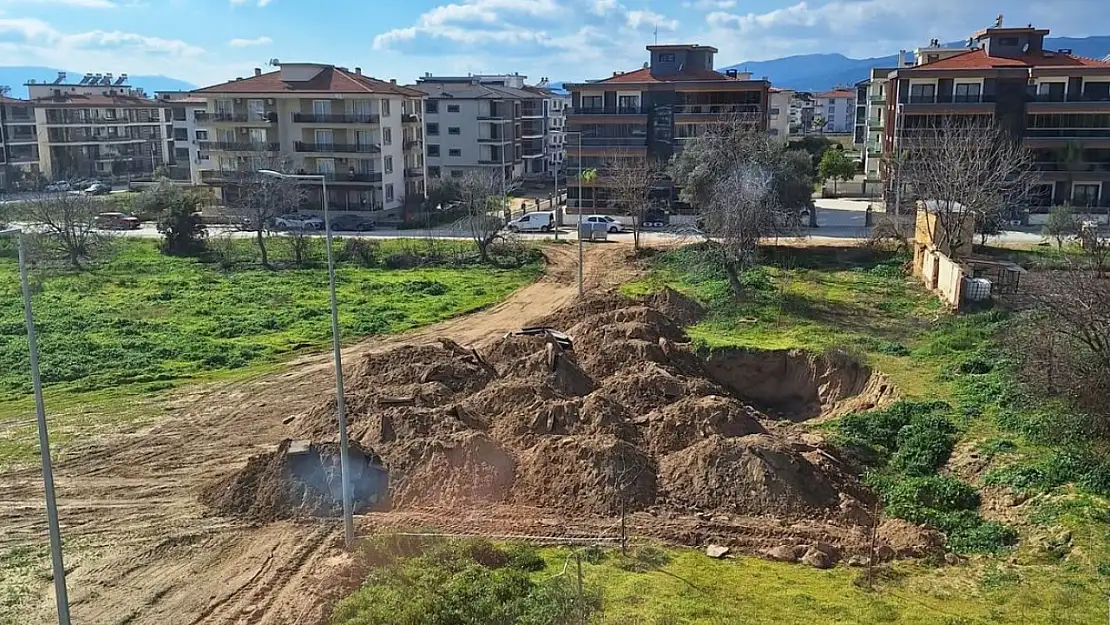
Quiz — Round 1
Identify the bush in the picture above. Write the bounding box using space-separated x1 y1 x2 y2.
889 414 958 476
834 400 952 466
339 238 380 267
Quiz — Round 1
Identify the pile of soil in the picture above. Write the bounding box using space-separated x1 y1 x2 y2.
201 439 389 522
259 289 902 542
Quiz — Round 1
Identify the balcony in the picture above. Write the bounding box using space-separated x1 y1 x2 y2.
49 135 149 144
674 104 761 115
1026 128 1110 139
870 95 886 104
478 136 511 143
1029 93 1110 104
571 106 647 116
295 142 381 153
195 112 277 124
404 140 422 150
292 113 380 124
199 141 280 152
579 137 647 147
477 113 509 121
44 116 141 126
405 167 425 177
317 172 383 183
5 133 37 144
402 114 420 123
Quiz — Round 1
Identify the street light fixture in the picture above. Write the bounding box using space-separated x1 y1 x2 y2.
256 169 354 548
0 226 71 625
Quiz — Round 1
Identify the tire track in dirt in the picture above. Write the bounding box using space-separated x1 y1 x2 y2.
1 243 640 625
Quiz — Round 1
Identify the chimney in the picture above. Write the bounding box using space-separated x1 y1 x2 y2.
390 78 397 85
254 68 262 76
355 67 362 75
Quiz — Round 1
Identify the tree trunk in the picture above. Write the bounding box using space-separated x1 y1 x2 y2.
256 229 269 268
724 259 745 298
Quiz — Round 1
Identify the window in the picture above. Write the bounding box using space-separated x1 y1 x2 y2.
248 99 266 120
447 104 460 113
426 122 439 136
316 158 336 175
354 159 373 174
385 183 394 202
1038 82 1066 102
173 128 188 141
448 126 461 135
770 107 780 116
175 147 190 160
448 148 462 157
195 129 208 141
658 53 675 62
384 156 393 174
381 99 391 116
315 129 334 149
313 100 332 116
998 37 1019 46
425 100 439 114
427 144 441 157
1073 183 1101 207
248 128 268 144
954 83 982 103
909 83 936 104
383 127 392 145
428 166 441 179
356 130 374 149
450 169 464 178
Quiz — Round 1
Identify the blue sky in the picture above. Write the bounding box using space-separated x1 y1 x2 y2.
0 0 1106 87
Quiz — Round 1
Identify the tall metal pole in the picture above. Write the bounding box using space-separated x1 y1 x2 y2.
321 176 355 548
553 156 559 241
577 133 584 296
17 230 71 625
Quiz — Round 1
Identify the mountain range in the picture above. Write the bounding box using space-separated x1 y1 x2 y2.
0 66 195 99
721 36 1110 92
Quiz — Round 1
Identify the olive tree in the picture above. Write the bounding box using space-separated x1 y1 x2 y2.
671 125 812 295
135 179 207 255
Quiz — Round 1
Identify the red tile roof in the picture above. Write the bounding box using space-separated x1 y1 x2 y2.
591 67 744 84
194 66 424 97
817 89 855 99
30 93 157 107
1 95 27 103
913 48 1110 70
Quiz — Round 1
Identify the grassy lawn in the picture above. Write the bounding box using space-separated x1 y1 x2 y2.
0 238 540 467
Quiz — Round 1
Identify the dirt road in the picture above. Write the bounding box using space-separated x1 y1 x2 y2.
0 243 639 625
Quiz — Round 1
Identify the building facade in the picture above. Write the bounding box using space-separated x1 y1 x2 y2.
410 74 546 183
769 87 792 142
814 89 856 134
565 44 770 210
27 73 166 182
156 92 210 184
883 23 1110 216
863 67 896 182
192 63 425 216
540 86 570 175
789 91 815 135
0 95 40 190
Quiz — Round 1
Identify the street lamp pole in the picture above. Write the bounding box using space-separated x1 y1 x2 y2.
257 170 354 548
564 131 585 296
1 227 71 625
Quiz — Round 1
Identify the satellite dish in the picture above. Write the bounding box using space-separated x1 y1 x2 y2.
1022 42 1030 54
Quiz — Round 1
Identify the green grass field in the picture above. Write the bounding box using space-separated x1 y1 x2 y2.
0 238 540 467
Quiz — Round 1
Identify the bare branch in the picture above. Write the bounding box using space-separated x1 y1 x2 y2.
18 192 110 268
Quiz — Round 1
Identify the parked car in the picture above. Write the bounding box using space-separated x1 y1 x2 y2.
273 214 325 230
95 212 141 230
583 214 624 233
84 182 112 195
44 181 71 193
330 214 376 232
507 211 555 232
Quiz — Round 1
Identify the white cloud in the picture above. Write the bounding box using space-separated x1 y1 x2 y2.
0 17 205 56
682 0 736 8
373 0 563 51
229 0 271 6
625 9 679 31
1 0 119 6
228 36 272 47
590 0 617 15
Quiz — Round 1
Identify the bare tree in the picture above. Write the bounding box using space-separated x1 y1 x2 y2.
1079 215 1110 278
222 156 305 268
454 168 514 263
19 192 109 268
891 117 1035 259
671 124 809 296
606 154 661 251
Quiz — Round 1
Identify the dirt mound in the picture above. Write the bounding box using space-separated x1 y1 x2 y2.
201 439 389 522
658 435 842 519
266 288 903 552
876 519 946 559
512 436 656 515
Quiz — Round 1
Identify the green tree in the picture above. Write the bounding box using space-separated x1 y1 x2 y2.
1043 203 1077 249
136 180 207 255
818 148 856 196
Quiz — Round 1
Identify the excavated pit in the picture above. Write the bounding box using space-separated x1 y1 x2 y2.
210 288 908 551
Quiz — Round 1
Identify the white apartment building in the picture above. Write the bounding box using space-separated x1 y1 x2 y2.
814 89 856 134
1 95 40 190
788 92 814 134
769 87 792 142
540 87 569 175
192 63 426 217
410 74 546 182
156 92 210 184
27 72 167 182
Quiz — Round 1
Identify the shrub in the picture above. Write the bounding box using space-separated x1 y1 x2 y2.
339 238 380 267
889 414 958 476
834 400 952 465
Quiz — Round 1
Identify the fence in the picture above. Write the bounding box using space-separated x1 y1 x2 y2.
914 245 967 309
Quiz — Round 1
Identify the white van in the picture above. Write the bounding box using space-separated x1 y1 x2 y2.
507 211 555 232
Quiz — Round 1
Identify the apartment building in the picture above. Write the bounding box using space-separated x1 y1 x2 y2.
862 67 896 181
789 92 815 135
536 85 570 175
26 73 166 182
814 89 856 134
882 23 1110 216
769 87 792 142
409 74 546 182
854 81 869 146
0 95 40 190
192 63 426 216
565 44 770 210
156 92 210 184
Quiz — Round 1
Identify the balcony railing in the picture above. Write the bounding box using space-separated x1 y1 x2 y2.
405 168 425 177
49 135 148 144
402 114 420 123
478 136 511 143
477 114 509 121
907 95 937 104
1028 94 1110 104
292 113 380 124
571 106 647 115
196 112 277 123
1026 128 1110 138
1033 161 1110 172
44 116 141 125
295 142 381 153
579 137 647 147
199 141 280 152
404 140 421 150
673 104 761 115
317 172 383 183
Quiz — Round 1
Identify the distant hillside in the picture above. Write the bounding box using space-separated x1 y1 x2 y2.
723 36 1110 91
0 66 195 99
